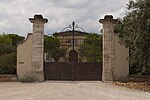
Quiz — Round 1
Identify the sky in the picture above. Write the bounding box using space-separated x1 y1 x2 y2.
0 0 129 36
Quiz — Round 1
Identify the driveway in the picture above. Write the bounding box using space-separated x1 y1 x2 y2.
0 81 149 100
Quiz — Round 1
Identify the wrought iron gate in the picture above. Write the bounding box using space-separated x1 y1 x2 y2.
44 21 102 81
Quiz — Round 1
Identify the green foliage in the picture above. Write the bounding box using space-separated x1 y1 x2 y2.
0 52 16 74
44 35 67 62
0 34 24 46
0 34 12 45
79 34 102 62
115 0 150 75
0 45 16 56
8 34 25 46
0 33 24 74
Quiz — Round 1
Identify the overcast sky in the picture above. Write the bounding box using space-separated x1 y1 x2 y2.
0 0 129 36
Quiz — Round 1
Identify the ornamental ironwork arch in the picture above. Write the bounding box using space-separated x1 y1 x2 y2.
61 21 86 51
61 21 86 33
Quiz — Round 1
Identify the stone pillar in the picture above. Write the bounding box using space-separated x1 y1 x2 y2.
99 15 117 81
29 15 48 82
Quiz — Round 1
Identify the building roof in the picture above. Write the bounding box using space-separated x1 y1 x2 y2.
53 31 90 37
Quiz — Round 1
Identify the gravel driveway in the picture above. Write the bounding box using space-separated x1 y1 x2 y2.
0 81 150 100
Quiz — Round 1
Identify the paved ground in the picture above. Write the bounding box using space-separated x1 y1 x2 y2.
0 81 150 100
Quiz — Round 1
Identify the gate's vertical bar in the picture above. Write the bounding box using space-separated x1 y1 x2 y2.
72 21 75 81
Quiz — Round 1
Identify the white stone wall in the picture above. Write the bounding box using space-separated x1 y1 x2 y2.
100 15 129 81
17 15 48 82
31 20 45 81
114 35 129 80
100 15 116 81
17 33 33 79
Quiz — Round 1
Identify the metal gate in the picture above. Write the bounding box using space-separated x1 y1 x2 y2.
44 21 102 81
44 62 102 81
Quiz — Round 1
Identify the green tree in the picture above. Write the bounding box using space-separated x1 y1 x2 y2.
44 35 67 62
8 34 25 46
0 34 12 46
0 52 16 74
0 33 24 74
115 0 150 75
79 34 102 62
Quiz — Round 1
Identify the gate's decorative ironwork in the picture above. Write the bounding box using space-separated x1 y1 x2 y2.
62 21 85 50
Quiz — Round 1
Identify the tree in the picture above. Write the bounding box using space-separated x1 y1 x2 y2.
0 34 24 55
79 34 102 62
8 34 25 46
0 52 16 74
0 34 12 46
0 33 24 74
115 0 150 74
44 35 67 62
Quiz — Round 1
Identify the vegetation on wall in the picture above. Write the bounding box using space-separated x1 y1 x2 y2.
115 0 150 75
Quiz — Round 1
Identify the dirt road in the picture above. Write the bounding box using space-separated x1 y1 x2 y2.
0 81 149 100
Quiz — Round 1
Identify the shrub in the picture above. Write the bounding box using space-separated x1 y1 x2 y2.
0 52 16 74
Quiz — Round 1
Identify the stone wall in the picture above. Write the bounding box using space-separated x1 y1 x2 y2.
114 34 129 80
100 15 129 81
17 15 48 82
17 33 33 80
129 75 150 82
0 74 17 82
29 15 48 82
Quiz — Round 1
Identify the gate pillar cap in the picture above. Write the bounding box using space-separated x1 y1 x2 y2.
29 14 48 23
34 15 43 19
99 15 117 24
104 15 113 19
